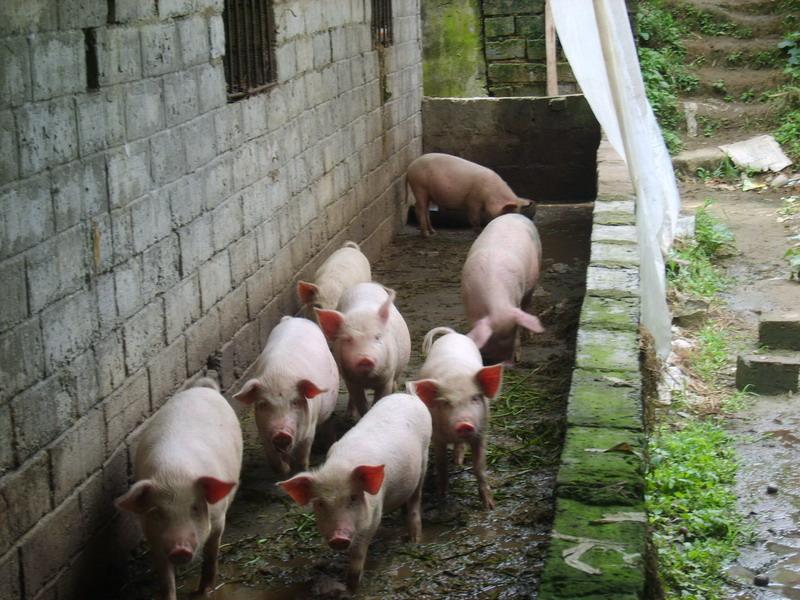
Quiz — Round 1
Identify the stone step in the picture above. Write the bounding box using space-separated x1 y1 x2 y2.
736 352 800 395
759 312 800 351
671 146 726 174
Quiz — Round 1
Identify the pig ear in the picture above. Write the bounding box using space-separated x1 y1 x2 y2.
197 477 237 504
501 202 521 214
315 308 345 341
278 474 315 506
407 379 439 407
476 364 504 399
115 479 156 514
352 465 385 496
377 288 396 325
233 379 264 405
297 281 319 305
513 308 544 334
298 379 326 399
467 317 493 349
517 198 532 207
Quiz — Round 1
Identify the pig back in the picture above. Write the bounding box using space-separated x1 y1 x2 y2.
314 244 372 309
326 393 431 512
420 332 483 380
134 387 243 485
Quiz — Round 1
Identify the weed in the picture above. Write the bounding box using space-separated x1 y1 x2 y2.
774 108 800 159
647 421 753 599
739 88 756 103
689 323 732 385
725 51 744 66
711 79 728 96
696 115 719 137
694 158 742 183
753 49 782 69
721 387 756 412
674 3 753 38
778 31 800 78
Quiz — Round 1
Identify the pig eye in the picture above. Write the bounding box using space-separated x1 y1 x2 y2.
349 493 360 504
374 334 382 341
191 503 201 516
471 394 484 403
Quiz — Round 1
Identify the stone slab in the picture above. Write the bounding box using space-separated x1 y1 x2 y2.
567 369 643 431
759 312 800 351
736 352 800 395
575 329 640 373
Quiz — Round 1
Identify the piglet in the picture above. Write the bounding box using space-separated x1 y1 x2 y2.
233 316 339 475
115 379 242 600
406 152 533 237
408 327 502 509
297 241 371 315
315 282 411 419
462 213 545 364
278 392 431 591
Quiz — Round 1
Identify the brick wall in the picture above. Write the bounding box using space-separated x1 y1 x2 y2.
0 0 423 597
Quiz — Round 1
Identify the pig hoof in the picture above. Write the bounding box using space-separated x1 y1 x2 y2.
481 492 496 510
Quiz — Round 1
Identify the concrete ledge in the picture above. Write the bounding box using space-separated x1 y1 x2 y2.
736 352 800 394
575 329 640 372
567 369 643 430
759 312 800 351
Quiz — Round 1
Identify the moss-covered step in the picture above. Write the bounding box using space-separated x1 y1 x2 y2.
556 426 645 506
590 225 637 245
538 497 647 599
567 369 643 431
575 329 639 373
589 243 640 269
584 265 639 299
579 296 639 332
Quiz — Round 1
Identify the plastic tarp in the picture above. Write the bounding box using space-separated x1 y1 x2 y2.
551 0 681 358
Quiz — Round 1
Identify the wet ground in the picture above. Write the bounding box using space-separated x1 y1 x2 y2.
114 203 592 600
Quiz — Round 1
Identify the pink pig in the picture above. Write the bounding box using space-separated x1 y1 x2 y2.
115 379 242 600
278 392 431 591
315 283 411 419
406 152 533 237
408 327 503 509
297 241 372 315
462 213 545 364
233 317 339 475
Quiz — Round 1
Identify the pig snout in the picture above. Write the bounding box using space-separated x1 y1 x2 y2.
354 356 375 374
455 422 476 438
272 431 293 452
328 531 353 551
168 544 194 565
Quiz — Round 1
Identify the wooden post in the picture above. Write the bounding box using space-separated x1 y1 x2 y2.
545 0 558 96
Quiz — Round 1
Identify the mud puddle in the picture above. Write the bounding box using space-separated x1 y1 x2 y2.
115 204 592 599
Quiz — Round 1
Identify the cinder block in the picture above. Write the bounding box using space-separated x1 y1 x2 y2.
65 347 100 415
110 207 134 265
585 265 639 299
241 95 268 139
141 22 179 77
177 15 210 67
312 31 332 69
182 112 217 171
106 140 150 209
736 353 800 395
265 87 288 133
232 318 262 372
111 0 156 22
196 0 224 12
229 231 259 286
255 218 281 263
0 0 57 36
212 196 244 252
30 32 86 101
0 111 17 185
114 257 143 319
103 368 150 450
195 62 227 113
0 320 42 403
245 263 273 319
41 290 98 374
150 129 186 185
163 70 199 127
218 284 247 342
214 104 244 154
94 331 126 397
0 452 52 557
123 300 165 373
102 443 129 508
10 374 75 464
201 155 233 210
486 38 526 60
58 0 108 28
0 545 21 600
198 252 232 311
94 269 117 333
0 256 28 333
0 404 13 474
27 225 87 313
96 26 142 85
75 469 111 541
185 309 221 374
485 16 515 37
209 14 225 59
17 97 78 175
0 36 31 108
178 213 214 274
575 329 640 373
51 156 108 232
75 87 126 156
140 235 181 302
275 40 298 82
759 313 800 351
49 408 106 504
159 0 194 19
148 336 187 409
164 274 201 343
125 79 164 141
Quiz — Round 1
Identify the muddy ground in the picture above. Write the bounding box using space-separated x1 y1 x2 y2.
114 203 592 600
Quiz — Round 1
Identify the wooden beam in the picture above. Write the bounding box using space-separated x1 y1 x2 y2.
545 0 558 96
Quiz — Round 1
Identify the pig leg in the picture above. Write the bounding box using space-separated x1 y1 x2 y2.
295 437 313 472
453 442 466 466
345 380 369 420
412 187 435 237
346 523 378 592
406 456 427 542
198 521 224 596
467 203 482 232
434 437 449 497
471 437 495 510
374 377 395 403
153 553 177 600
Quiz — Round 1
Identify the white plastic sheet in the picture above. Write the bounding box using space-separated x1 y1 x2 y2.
551 0 681 358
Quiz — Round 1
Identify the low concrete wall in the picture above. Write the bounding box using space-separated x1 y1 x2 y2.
421 95 600 202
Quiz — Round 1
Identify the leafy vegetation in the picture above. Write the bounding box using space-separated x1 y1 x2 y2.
772 32 800 159
647 421 752 599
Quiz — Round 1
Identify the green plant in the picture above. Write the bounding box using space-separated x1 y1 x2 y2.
721 387 757 412
690 323 732 384
674 3 753 38
739 88 756 103
711 79 728 95
778 31 800 79
725 51 744 66
696 115 719 137
775 108 800 159
694 158 742 183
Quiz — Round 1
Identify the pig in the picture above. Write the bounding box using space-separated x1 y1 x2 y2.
461 213 545 364
278 392 431 591
297 241 372 315
315 282 411 419
115 380 242 600
406 152 534 237
232 316 339 476
407 327 503 510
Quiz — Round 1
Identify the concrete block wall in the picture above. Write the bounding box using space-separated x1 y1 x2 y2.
0 0 423 597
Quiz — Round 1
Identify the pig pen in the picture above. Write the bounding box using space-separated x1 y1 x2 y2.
113 95 603 599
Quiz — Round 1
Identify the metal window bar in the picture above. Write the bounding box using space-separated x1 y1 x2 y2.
223 0 276 100
371 0 393 47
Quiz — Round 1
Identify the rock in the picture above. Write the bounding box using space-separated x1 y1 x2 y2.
766 484 778 495
672 299 710 328
754 573 770 587
770 173 789 188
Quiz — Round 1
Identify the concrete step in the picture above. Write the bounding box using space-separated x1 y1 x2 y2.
671 146 726 174
684 36 783 68
759 312 800 351
690 66 786 97
736 352 800 395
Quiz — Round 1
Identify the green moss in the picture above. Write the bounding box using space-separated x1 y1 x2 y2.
580 296 640 331
575 329 640 373
567 369 643 431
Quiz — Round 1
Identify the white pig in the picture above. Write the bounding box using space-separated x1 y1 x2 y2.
462 213 545 364
315 283 411 419
115 380 242 600
406 152 533 237
233 316 339 475
407 327 503 510
278 392 431 591
297 241 372 315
